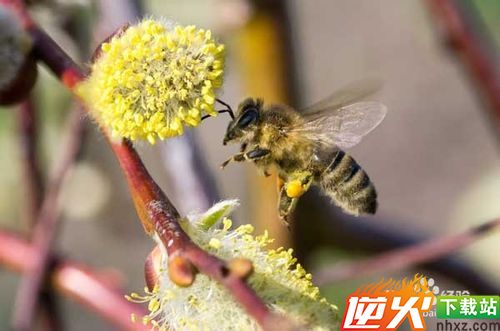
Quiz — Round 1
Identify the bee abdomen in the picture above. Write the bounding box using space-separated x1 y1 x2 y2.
319 150 377 215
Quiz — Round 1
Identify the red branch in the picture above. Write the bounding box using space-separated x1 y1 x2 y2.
0 1 88 328
0 230 149 330
426 0 500 130
17 99 43 228
18 99 63 331
13 107 85 331
111 140 274 327
0 0 282 328
314 218 500 285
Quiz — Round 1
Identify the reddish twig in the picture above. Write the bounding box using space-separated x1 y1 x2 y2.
18 99 63 331
426 0 500 132
17 98 43 228
0 230 149 330
12 107 86 331
314 218 500 285
111 140 274 328
0 1 87 327
0 2 284 328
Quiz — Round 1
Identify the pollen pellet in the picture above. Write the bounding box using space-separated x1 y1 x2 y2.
286 180 305 198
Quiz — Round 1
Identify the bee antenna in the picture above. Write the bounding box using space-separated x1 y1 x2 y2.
201 99 235 121
216 98 235 119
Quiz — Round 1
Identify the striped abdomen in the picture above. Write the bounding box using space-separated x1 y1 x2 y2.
318 150 377 215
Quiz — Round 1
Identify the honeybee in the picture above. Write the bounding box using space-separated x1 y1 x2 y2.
217 80 387 225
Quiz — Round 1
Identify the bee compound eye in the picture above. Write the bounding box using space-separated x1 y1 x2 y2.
238 108 258 128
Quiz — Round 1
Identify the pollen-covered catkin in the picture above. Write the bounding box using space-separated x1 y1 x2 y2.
128 200 338 330
76 19 225 144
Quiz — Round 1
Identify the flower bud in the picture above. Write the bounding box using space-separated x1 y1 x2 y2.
144 245 163 291
167 254 196 287
228 257 253 280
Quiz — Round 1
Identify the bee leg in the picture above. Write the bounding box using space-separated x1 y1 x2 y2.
220 153 246 169
277 176 286 193
277 174 313 226
301 174 314 191
248 149 271 176
220 148 270 169
246 148 270 160
278 186 298 227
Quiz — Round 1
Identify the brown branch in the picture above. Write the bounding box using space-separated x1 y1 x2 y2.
0 3 285 328
17 98 43 228
111 140 276 328
0 230 149 330
314 218 500 285
426 0 500 132
3 0 87 328
18 99 63 331
12 107 86 331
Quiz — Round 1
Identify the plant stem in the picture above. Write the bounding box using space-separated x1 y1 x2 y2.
426 0 500 134
314 218 500 285
12 108 85 331
0 230 149 330
17 98 43 228
18 98 64 331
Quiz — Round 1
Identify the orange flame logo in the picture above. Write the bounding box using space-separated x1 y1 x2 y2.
342 275 434 330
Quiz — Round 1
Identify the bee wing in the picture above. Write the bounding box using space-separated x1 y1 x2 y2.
292 101 387 149
301 78 382 114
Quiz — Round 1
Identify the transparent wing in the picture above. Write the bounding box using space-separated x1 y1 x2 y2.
292 101 387 149
301 78 382 114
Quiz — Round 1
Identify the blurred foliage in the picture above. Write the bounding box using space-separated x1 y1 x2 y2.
473 0 500 47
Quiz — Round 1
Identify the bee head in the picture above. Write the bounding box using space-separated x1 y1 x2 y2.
223 98 262 145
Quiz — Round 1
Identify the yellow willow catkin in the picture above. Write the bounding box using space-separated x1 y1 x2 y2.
127 200 339 330
76 19 225 144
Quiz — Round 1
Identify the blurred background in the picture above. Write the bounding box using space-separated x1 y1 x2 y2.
0 0 499 330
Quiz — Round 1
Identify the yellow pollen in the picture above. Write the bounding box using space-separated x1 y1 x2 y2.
286 180 305 198
76 19 225 144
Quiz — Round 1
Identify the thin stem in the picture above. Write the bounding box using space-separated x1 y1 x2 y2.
0 230 149 330
29 26 85 88
17 98 43 228
12 108 86 331
426 0 500 133
314 218 500 286
39 292 62 331
18 98 63 331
